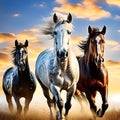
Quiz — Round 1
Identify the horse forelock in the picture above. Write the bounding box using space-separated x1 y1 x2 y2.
11 43 27 66
78 38 90 54
42 15 73 38
79 27 102 54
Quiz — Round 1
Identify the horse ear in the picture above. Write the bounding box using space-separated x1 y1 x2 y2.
53 13 58 23
25 40 28 47
88 26 93 34
15 40 18 47
67 13 72 23
101 26 106 35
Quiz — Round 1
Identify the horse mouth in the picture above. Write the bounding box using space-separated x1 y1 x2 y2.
57 56 68 62
95 57 104 69
19 64 25 71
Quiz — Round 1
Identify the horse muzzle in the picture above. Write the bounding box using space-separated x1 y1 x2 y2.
19 63 26 71
95 57 104 68
57 49 68 62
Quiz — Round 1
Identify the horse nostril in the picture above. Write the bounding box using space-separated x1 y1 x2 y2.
98 59 101 63
102 58 104 62
57 50 68 59
65 51 68 57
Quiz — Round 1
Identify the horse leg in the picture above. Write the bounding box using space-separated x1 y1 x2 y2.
13 95 22 115
65 85 75 116
97 86 108 117
50 84 64 120
39 80 54 118
86 91 97 114
5 94 13 112
24 97 32 115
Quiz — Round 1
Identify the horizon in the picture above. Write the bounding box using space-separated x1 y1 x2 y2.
0 0 120 94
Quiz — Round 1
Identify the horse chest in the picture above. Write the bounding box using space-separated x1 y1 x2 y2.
49 68 72 89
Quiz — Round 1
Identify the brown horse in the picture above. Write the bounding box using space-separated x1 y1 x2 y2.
75 26 108 118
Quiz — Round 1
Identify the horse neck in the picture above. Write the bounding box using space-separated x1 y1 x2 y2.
56 50 71 72
18 59 30 79
84 52 97 70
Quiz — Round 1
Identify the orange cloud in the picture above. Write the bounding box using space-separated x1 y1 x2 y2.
106 0 120 7
55 0 68 4
106 39 119 46
16 32 38 41
106 39 120 51
53 0 111 21
105 60 120 67
105 60 120 93
71 36 86 43
0 33 15 43
0 52 10 62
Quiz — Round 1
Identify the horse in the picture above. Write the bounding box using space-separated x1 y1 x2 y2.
75 26 108 118
35 13 79 120
2 40 36 115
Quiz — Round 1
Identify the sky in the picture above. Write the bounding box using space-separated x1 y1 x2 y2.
0 0 120 93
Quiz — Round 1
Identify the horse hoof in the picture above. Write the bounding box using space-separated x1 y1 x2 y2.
56 111 65 120
97 109 103 117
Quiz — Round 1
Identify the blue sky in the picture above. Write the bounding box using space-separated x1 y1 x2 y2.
0 0 120 61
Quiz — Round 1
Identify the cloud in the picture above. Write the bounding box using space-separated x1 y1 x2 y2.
106 39 119 46
105 60 120 67
114 15 120 20
55 0 68 4
53 0 111 21
0 33 15 43
0 52 10 62
17 32 38 41
13 13 20 17
72 36 86 43
106 0 120 7
106 39 120 51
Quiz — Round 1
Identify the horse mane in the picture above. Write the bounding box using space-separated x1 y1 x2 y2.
78 27 100 54
11 43 24 65
41 14 73 38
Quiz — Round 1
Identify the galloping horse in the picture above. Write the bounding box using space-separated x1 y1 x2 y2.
2 40 36 115
35 13 79 120
75 26 108 117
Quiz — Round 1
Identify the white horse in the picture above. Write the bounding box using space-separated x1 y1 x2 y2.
35 13 79 120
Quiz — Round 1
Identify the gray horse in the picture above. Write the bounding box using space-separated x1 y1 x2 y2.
35 13 79 120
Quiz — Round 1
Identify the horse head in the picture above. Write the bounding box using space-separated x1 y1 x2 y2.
53 13 72 62
88 26 106 68
13 40 28 71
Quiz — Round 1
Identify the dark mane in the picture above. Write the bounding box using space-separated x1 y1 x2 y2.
78 27 101 54
41 14 73 38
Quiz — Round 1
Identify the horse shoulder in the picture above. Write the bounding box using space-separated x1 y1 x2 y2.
35 49 55 88
3 67 16 94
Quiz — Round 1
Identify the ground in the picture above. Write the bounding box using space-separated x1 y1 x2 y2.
0 84 120 120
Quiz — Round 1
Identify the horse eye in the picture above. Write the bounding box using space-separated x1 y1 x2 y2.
67 30 71 34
